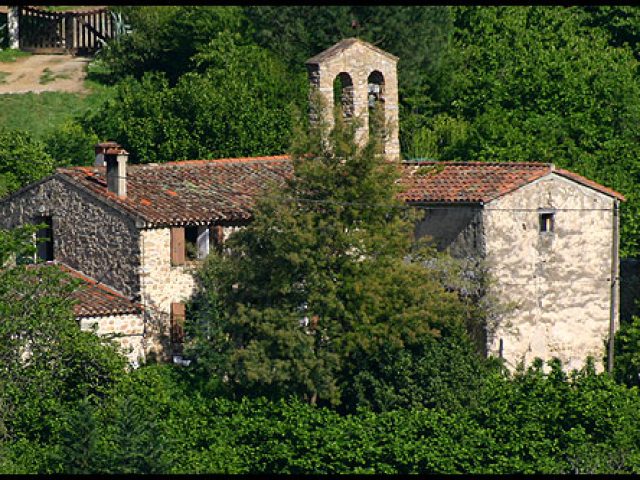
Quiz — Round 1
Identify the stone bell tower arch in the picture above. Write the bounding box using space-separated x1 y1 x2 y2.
306 38 400 161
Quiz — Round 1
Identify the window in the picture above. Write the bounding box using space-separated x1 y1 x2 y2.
367 70 385 152
171 225 225 265
35 216 53 261
185 225 199 261
539 212 555 233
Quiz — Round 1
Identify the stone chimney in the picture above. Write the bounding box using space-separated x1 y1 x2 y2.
95 141 129 199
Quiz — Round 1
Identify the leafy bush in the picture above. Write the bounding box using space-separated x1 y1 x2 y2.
83 34 306 163
0 128 54 197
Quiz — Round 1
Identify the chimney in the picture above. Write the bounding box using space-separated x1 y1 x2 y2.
95 141 129 199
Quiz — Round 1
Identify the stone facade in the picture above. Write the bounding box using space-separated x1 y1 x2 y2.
138 225 238 357
416 173 618 371
0 176 141 297
307 39 400 161
483 174 616 371
80 313 146 364
138 227 198 356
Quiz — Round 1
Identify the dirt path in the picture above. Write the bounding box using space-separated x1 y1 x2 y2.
0 54 91 95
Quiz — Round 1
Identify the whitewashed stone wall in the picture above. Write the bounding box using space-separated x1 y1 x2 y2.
483 174 616 372
80 313 145 364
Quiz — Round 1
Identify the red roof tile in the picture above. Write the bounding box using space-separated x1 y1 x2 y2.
56 157 624 227
398 161 625 203
58 155 293 227
56 263 142 317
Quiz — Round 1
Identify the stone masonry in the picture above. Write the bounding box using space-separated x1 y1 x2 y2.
0 176 141 298
80 313 146 364
306 38 400 161
415 173 618 371
483 174 616 371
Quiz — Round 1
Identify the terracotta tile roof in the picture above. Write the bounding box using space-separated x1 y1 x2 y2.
398 161 625 203
554 168 625 201
56 263 142 317
58 155 293 227
55 157 624 227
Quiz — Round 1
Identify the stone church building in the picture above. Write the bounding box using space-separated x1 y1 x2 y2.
0 39 624 370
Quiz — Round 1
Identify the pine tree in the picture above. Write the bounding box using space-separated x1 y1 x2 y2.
188 99 471 407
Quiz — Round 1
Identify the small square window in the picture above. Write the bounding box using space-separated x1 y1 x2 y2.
539 213 555 233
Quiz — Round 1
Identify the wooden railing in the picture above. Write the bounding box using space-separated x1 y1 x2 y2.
18 6 116 54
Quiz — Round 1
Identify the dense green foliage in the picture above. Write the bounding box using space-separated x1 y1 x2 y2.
0 128 54 196
82 33 306 164
0 226 127 471
612 315 640 388
2 6 640 474
96 6 250 83
4 361 640 474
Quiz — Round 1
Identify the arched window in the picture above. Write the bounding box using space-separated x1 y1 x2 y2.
333 72 354 119
367 71 385 150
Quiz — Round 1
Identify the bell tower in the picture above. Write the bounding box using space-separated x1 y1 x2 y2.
306 38 400 161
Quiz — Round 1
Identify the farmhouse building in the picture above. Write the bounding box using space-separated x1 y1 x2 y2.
0 38 624 371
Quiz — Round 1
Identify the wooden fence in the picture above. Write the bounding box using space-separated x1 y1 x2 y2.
18 6 116 55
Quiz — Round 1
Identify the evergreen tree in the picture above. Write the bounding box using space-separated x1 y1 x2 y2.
187 100 481 407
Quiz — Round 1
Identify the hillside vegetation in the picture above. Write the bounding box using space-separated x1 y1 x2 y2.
1 6 640 474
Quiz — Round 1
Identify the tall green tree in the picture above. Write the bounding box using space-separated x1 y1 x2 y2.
187 101 482 408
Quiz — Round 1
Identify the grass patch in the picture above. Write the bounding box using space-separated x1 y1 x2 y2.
0 86 114 138
39 68 71 85
0 71 9 84
0 49 31 63
39 68 55 85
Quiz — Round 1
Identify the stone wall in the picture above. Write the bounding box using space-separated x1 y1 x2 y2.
139 227 197 356
80 313 145 364
308 41 400 161
0 176 141 297
414 206 485 258
483 174 616 371
139 225 241 357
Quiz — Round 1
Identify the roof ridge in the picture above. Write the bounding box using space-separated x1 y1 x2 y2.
306 37 399 64
402 160 553 167
58 155 292 174
160 154 291 167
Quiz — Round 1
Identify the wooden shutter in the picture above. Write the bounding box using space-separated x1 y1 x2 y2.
210 225 224 251
170 302 186 348
170 227 185 265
